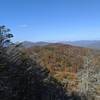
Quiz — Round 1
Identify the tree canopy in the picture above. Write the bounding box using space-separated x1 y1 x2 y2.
0 25 13 47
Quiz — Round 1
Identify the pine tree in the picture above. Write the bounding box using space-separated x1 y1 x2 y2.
0 25 13 47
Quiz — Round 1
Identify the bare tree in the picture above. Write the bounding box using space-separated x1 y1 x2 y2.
77 52 100 100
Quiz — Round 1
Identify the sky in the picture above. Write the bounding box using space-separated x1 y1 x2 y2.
0 0 100 42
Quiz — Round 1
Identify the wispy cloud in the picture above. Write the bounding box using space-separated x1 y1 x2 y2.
18 24 29 28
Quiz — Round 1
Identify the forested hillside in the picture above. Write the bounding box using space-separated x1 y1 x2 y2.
0 26 83 100
24 43 100 100
0 26 100 100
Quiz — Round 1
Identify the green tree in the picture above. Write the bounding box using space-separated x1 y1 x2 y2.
0 25 13 47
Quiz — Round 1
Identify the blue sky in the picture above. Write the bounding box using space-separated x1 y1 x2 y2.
0 0 100 42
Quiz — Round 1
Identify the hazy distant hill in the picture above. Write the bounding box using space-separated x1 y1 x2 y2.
21 40 100 50
22 41 49 48
64 40 100 49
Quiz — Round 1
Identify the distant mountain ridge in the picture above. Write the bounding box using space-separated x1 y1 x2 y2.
21 41 49 48
21 40 100 49
64 40 100 49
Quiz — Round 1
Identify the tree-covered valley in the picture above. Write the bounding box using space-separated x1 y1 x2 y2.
0 26 100 100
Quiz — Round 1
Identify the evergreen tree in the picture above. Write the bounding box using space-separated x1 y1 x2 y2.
0 25 13 47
